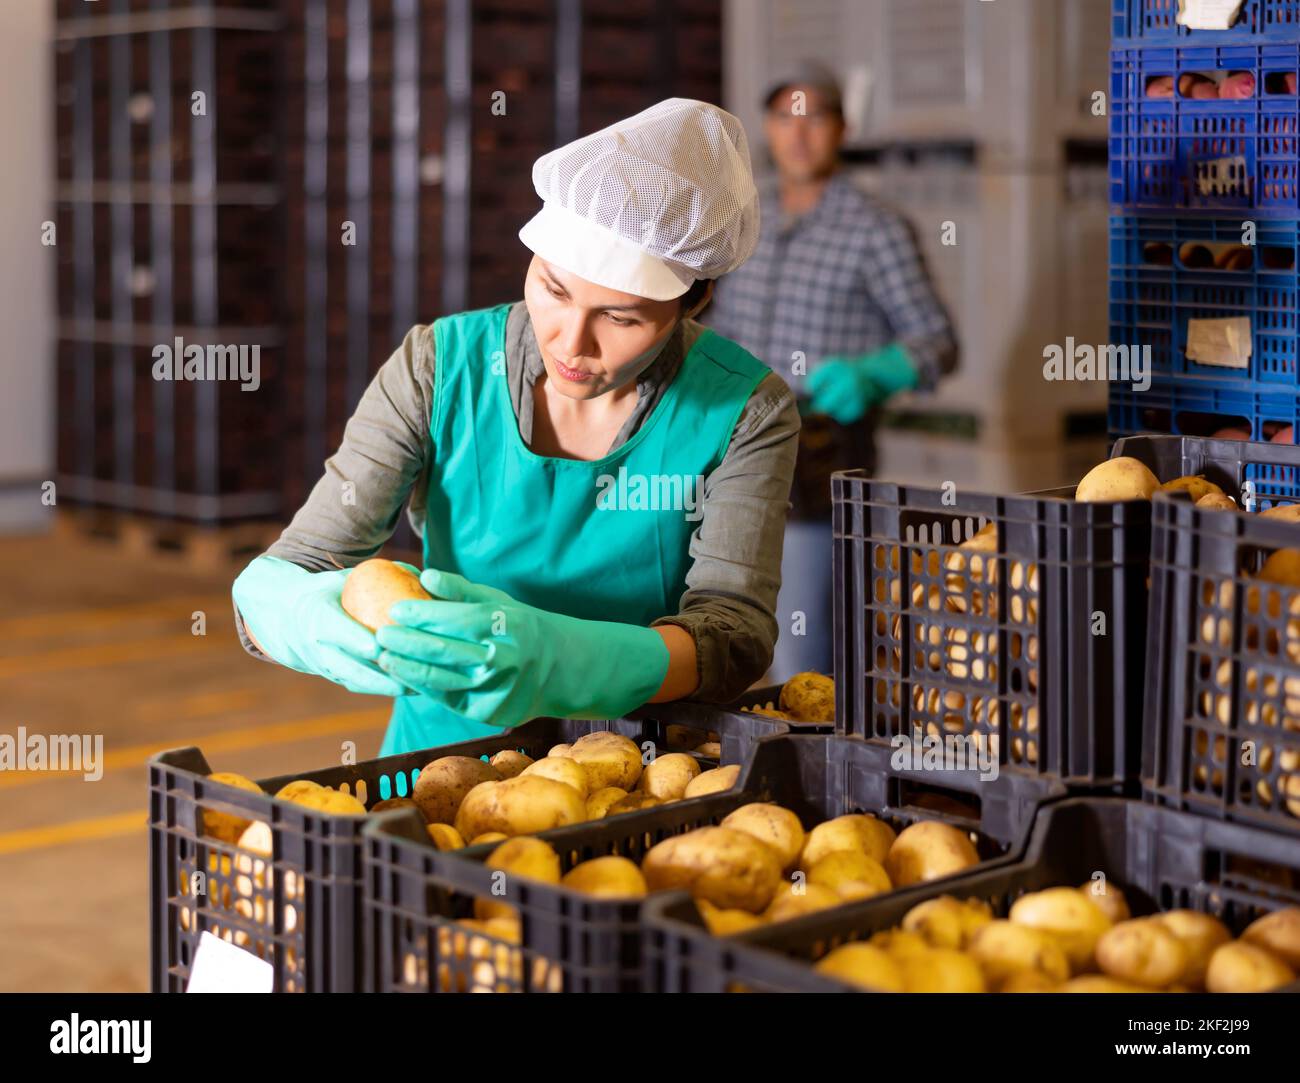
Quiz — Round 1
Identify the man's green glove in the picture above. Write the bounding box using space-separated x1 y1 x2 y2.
232 555 407 697
806 343 919 425
374 568 671 729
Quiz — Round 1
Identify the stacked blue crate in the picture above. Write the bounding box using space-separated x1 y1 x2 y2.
1109 1 1300 444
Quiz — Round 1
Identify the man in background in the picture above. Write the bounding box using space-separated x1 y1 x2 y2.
704 62 958 681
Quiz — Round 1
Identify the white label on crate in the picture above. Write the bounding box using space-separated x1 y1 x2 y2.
1196 156 1249 197
185 931 273 993
1177 0 1246 30
1186 317 1252 369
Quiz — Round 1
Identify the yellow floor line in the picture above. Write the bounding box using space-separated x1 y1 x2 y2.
0 634 217 679
0 810 147 856
0 595 229 638
0 708 390 790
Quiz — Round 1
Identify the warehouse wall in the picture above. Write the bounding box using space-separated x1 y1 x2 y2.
0 1 54 532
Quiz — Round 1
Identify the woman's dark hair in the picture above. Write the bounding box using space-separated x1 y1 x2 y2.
680 278 714 315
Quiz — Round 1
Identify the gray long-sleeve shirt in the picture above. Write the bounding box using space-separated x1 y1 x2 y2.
236 301 801 702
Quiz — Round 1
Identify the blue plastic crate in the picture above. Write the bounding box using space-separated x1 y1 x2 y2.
1109 214 1300 388
1110 45 1300 215
1109 379 1300 497
1115 0 1300 43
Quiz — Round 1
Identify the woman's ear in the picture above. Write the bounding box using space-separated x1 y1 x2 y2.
682 280 715 320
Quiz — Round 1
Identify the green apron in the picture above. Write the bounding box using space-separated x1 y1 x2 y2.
379 302 769 756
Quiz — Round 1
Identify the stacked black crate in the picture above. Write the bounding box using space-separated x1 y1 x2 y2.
53 0 283 524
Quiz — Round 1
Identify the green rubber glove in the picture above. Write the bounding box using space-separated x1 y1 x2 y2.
232 555 407 697
806 343 919 425
374 568 671 729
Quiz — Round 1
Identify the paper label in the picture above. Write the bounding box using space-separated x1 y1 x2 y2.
185 931 274 993
1196 156 1248 197
1186 317 1252 369
1177 0 1246 31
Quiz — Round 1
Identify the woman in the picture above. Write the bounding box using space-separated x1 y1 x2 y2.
232 99 800 756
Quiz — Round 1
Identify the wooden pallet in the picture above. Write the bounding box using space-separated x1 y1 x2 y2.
54 509 282 571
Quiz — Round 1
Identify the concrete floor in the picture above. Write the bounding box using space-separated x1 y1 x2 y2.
0 528 392 992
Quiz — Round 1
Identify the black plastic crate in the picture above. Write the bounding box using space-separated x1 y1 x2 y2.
1144 488 1300 834
643 797 1300 992
831 469 1152 791
361 733 1063 993
148 704 778 993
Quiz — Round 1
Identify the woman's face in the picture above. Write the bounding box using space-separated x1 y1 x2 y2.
524 256 683 400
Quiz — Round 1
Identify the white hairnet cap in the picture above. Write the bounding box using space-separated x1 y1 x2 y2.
518 98 760 301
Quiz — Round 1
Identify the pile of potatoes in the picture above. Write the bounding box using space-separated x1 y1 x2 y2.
738 672 835 724
813 883 1300 994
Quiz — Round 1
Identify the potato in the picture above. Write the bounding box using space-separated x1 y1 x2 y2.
548 744 573 758
696 899 763 936
969 920 1070 985
900 948 986 993
1259 504 1300 522
584 787 629 819
806 850 892 901
1079 879 1130 925
1074 457 1159 502
1205 941 1296 992
695 741 722 758
779 672 835 723
521 756 590 798
567 731 643 790
721 804 805 872
413 756 502 825
1162 475 1225 502
469 832 508 846
999 969 1059 992
903 896 991 950
561 856 647 898
275 779 323 802
1009 888 1113 972
684 765 740 798
340 558 430 631
370 796 426 821
607 793 664 815
743 705 792 721
1152 910 1231 987
425 823 465 851
286 786 367 816
640 753 701 800
1196 492 1238 512
814 944 905 992
763 882 842 923
869 929 932 959
475 837 562 920
1096 919 1189 988
202 772 262 844
885 821 980 887
453 776 586 840
1241 907 1300 969
488 750 533 779
1059 975 1152 992
801 814 896 868
641 826 784 912
1258 549 1300 587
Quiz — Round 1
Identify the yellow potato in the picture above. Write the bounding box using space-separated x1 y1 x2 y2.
968 919 1070 985
412 756 502 825
1205 941 1296 992
903 895 991 950
779 672 835 723
453 776 587 840
488 750 533 779
696 899 763 936
548 744 573 758
721 804 805 872
695 741 722 758
340 558 430 631
814 943 905 992
584 787 629 819
1074 457 1159 502
561 856 647 898
763 882 842 923
885 821 980 887
469 832 508 846
1009 888 1113 973
521 756 590 799
684 765 740 798
1059 975 1152 992
607 793 664 815
1196 492 1239 512
1258 549 1300 587
1095 919 1189 988
869 929 932 959
1152 910 1231 988
640 753 701 801
287 786 367 816
743 705 792 721
568 731 643 791
274 779 323 802
806 850 892 901
1259 504 1300 522
801 814 896 868
1161 475 1225 502
475 837 562 920
641 826 784 913
998 969 1059 992
370 796 426 821
1241 907 1300 969
1079 879 1131 925
425 823 465 851
202 772 262 844
900 948 986 993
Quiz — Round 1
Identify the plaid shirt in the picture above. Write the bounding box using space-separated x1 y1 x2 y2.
702 170 958 395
